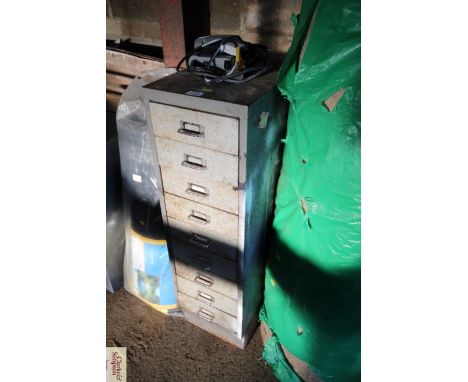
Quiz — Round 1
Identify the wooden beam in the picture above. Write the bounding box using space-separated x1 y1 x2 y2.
106 50 164 77
106 72 134 94
106 91 122 113
159 0 186 68
106 49 164 112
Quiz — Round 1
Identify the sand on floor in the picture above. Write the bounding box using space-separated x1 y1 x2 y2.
106 289 277 382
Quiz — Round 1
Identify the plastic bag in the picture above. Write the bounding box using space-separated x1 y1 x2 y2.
106 136 125 293
116 68 181 315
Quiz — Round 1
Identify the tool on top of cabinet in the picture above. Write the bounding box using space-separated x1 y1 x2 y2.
176 35 272 84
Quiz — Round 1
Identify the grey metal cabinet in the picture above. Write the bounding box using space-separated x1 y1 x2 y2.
142 71 288 348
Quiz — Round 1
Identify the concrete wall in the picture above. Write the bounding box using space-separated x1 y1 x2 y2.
106 0 301 53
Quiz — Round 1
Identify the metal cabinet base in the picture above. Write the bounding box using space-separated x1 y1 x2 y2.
143 71 288 349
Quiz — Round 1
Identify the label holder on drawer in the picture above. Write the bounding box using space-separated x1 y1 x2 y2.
197 290 215 303
188 210 210 225
186 183 209 198
195 273 214 287
178 121 205 138
197 307 215 322
182 154 206 170
189 233 212 248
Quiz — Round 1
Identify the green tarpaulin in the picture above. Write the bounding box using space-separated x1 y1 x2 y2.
261 0 361 381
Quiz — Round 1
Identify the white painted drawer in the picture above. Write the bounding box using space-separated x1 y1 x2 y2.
164 193 238 244
150 102 239 155
178 292 237 333
172 239 238 299
155 137 238 188
160 166 239 215
167 217 237 262
177 275 238 317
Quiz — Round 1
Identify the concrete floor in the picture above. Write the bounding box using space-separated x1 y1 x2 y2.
107 289 277 382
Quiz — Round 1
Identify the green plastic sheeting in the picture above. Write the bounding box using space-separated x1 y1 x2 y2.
262 333 303 382
261 0 361 381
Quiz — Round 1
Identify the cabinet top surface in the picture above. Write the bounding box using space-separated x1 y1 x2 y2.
143 70 278 106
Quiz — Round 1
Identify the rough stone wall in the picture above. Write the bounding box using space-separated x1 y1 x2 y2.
106 0 301 53
211 0 301 53
106 0 162 45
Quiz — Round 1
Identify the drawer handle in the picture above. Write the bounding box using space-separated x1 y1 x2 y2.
190 233 212 248
197 307 214 322
188 210 210 225
178 121 205 138
197 290 214 303
192 255 211 270
182 154 206 170
186 183 209 198
195 273 214 287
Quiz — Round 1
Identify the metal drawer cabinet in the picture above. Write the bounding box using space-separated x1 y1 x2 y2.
143 70 288 349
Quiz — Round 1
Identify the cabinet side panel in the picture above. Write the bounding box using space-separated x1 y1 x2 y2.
241 88 288 334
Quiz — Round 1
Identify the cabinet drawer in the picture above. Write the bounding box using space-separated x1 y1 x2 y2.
150 102 239 155
160 166 239 215
178 292 237 333
164 193 238 243
155 137 238 188
172 240 238 299
177 275 238 317
168 217 237 262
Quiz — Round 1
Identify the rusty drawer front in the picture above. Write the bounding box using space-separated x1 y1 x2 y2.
167 217 238 262
176 275 238 317
155 137 238 188
160 166 239 215
178 292 237 333
150 102 239 155
164 193 238 243
172 240 238 300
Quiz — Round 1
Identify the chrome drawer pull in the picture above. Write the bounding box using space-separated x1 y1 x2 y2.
188 210 210 225
190 233 212 248
195 273 214 287
197 291 214 303
182 154 206 170
198 307 214 321
178 121 205 138
186 183 209 198
192 255 211 270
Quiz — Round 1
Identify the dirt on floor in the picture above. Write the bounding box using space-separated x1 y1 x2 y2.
107 289 277 382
